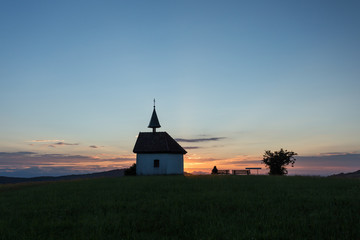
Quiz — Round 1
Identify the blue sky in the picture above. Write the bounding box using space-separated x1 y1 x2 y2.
1 0 359 177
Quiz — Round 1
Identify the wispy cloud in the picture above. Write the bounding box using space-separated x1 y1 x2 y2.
185 156 219 163
54 142 79 146
29 140 64 143
47 142 79 148
175 137 226 143
0 151 36 156
222 159 262 166
184 146 202 150
183 145 225 150
190 171 209 175
28 140 79 148
319 152 357 156
89 145 104 149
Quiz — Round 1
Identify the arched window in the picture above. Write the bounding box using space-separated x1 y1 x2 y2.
154 159 160 168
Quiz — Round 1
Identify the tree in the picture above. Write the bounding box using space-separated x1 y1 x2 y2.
125 163 136 176
261 148 297 175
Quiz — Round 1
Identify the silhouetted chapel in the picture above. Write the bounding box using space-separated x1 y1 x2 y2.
133 101 187 175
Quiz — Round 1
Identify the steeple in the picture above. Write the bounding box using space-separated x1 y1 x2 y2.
148 99 161 133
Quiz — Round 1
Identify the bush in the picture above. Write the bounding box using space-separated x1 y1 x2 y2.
124 163 136 176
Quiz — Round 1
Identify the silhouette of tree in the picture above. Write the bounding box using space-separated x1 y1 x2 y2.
211 166 218 175
125 163 136 176
261 149 297 175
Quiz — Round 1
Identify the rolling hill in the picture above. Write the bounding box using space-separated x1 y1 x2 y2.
0 169 125 184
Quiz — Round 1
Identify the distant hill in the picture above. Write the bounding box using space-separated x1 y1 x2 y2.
0 169 125 184
329 170 360 178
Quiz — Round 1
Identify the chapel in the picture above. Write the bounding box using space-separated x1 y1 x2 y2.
133 101 187 175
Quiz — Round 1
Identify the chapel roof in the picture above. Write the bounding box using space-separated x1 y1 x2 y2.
133 132 187 154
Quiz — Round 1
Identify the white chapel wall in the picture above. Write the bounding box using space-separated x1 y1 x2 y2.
136 153 184 175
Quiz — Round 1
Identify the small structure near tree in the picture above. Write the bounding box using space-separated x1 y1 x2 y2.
217 170 230 175
232 169 250 175
245 167 262 175
212 167 262 175
211 168 230 175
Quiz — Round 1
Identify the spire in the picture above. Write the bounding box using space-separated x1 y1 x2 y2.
148 99 161 133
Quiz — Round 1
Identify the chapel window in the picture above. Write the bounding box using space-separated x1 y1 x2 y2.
154 159 160 168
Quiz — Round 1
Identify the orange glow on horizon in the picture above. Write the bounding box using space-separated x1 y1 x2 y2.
183 154 264 174
1 150 357 177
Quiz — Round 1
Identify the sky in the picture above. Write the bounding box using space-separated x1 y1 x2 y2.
1 0 359 177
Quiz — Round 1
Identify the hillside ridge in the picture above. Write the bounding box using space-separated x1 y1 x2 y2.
0 169 125 184
329 169 360 178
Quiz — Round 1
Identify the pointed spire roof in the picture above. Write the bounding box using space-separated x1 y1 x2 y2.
148 99 161 130
148 108 161 129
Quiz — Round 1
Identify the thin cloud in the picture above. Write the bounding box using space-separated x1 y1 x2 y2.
28 140 79 148
184 145 224 150
40 154 91 159
184 146 202 150
47 142 79 148
223 159 262 165
89 145 104 149
185 156 219 163
320 152 353 156
190 171 209 175
29 140 64 143
175 137 226 143
0 151 36 156
54 142 79 146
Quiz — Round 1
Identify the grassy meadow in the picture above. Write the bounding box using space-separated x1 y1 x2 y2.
0 175 359 240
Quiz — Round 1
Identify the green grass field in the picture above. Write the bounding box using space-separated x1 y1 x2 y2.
0 175 359 239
